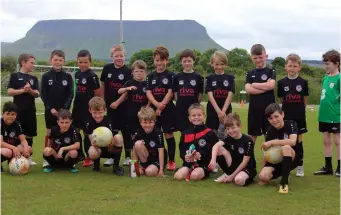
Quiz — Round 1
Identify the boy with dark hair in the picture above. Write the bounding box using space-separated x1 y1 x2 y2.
85 96 125 175
41 50 74 167
277 53 308 177
146 45 177 171
43 109 80 173
173 103 219 181
314 49 340 177
209 113 257 186
132 106 167 177
0 102 32 172
245 44 276 147
100 45 132 167
7 53 39 166
258 103 301 194
72 50 101 167
173 49 204 132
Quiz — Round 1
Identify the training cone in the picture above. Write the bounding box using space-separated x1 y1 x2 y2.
240 100 244 108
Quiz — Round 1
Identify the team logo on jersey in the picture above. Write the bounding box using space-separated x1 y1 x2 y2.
82 78 87 84
62 80 68 86
284 86 289 91
212 81 216 86
9 132 16 138
230 145 234 150
108 73 112 78
162 78 169 85
179 80 184 85
261 74 268 81
152 80 156 85
118 74 124 80
238 147 244 154
330 83 335 88
29 79 34 85
149 141 156 148
190 80 196 86
223 80 229 87
198 139 207 147
295 85 302 92
142 87 146 93
48 80 53 85
64 137 71 144
283 133 288 139
55 139 61 145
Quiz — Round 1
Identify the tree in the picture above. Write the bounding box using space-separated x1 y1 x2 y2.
227 48 253 70
271 57 286 68
1 56 17 73
198 48 217 73
129 49 155 72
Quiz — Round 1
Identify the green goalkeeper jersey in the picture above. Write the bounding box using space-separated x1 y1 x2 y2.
318 73 340 123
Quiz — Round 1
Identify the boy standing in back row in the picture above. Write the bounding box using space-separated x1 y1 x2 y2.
277 53 308 177
7 54 39 166
146 46 177 171
245 44 276 149
41 50 74 167
314 50 340 177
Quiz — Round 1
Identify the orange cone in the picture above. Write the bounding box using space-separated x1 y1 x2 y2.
240 100 244 108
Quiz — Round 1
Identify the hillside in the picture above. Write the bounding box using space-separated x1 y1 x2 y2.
0 19 225 60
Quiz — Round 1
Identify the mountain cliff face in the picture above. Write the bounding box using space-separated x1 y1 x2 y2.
1 19 225 60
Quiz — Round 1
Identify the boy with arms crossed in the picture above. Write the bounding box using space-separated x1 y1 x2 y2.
277 53 308 177
7 54 39 165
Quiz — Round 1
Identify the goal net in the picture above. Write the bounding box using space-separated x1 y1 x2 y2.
1 65 103 115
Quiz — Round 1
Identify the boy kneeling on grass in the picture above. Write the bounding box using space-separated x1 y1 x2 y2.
209 113 257 186
132 106 167 177
258 103 301 194
1 102 32 172
43 109 80 173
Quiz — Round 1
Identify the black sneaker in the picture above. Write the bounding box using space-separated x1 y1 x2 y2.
113 165 124 176
314 166 333 175
335 169 340 177
93 159 100 172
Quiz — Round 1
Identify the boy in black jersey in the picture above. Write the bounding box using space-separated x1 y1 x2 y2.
85 97 124 175
7 54 39 166
41 50 74 167
245 44 276 146
146 46 177 171
173 49 204 132
118 60 148 145
206 51 235 133
277 54 308 177
209 113 256 186
1 102 32 172
132 107 167 177
100 45 132 167
173 103 219 181
72 50 101 167
43 109 80 173
258 103 301 194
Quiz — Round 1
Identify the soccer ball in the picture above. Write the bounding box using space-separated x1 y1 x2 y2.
92 126 113 147
263 146 283 164
9 157 30 175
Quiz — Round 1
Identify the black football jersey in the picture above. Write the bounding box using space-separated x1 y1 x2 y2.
205 73 235 105
133 128 164 161
146 70 175 103
49 125 79 151
122 79 148 114
1 118 23 146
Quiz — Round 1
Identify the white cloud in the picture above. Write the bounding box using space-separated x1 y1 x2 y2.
1 0 340 59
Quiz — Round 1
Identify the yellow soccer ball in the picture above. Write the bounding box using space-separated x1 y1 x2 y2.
263 146 283 164
92 126 113 147
9 157 30 175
